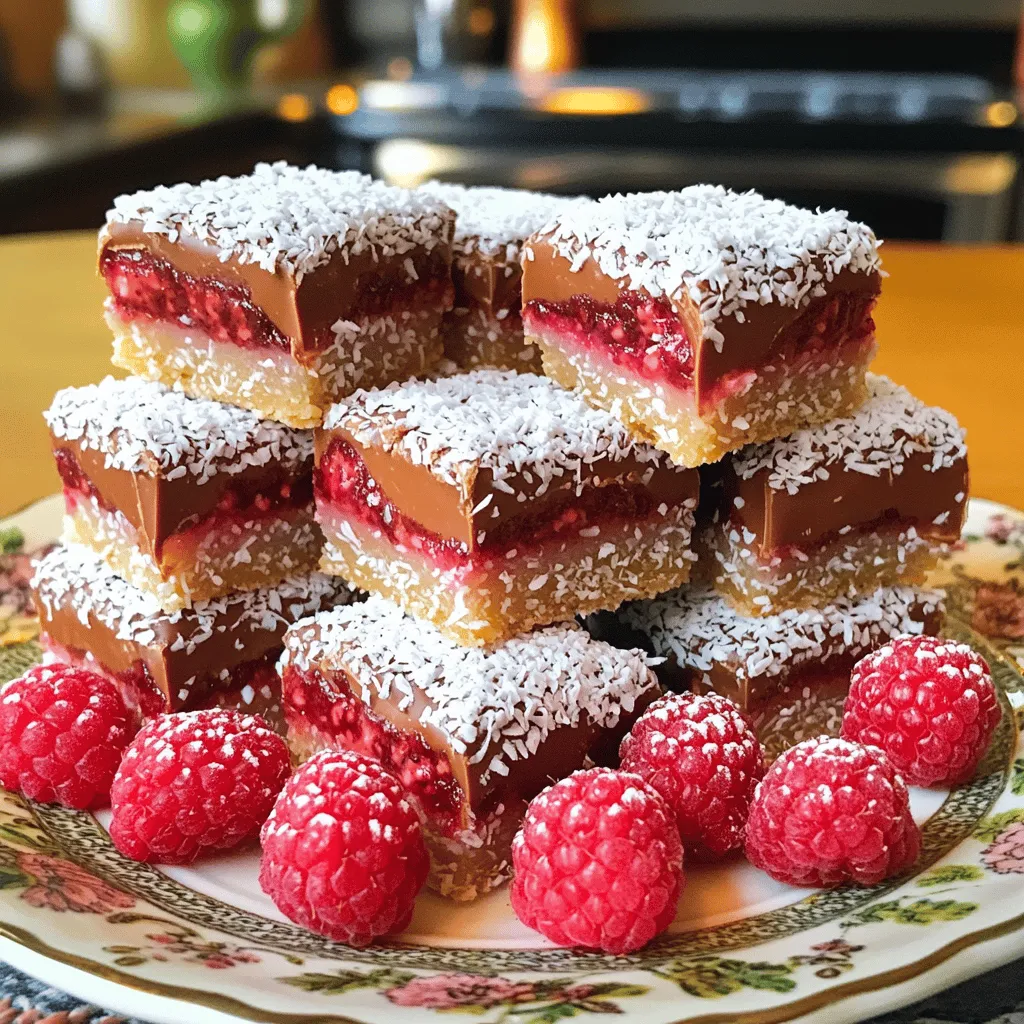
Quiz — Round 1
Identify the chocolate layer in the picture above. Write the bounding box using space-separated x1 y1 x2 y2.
54 435 313 557
453 248 521 318
521 237 881 407
284 628 657 827
701 453 969 553
315 424 699 549
99 221 454 358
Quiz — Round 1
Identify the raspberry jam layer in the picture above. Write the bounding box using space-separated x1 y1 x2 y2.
525 291 694 388
283 664 465 837
102 247 454 354
315 438 661 574
102 248 289 351
55 447 312 553
524 289 876 392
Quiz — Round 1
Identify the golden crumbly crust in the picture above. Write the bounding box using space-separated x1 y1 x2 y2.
696 522 945 617
109 309 444 429
319 508 696 647
65 496 322 613
534 333 875 468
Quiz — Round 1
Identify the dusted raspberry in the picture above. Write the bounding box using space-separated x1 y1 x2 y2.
745 736 920 887
510 767 683 954
619 692 764 859
259 750 429 946
0 664 134 809
109 709 290 864
842 635 1000 788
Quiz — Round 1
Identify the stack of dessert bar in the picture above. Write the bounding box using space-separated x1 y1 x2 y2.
31 163 464 725
527 191 968 758
29 166 968 904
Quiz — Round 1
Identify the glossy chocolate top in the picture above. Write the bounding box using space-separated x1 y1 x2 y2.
280 596 658 805
419 183 583 317
103 162 452 281
524 186 882 347
704 375 969 550
32 543 354 706
620 582 944 686
101 164 456 353
319 369 698 546
46 376 312 483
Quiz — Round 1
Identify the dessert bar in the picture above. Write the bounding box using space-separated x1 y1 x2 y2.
32 543 355 727
46 376 319 612
100 162 455 427
522 186 882 466
419 182 577 372
279 595 659 900
698 375 968 616
603 582 944 761
314 369 699 646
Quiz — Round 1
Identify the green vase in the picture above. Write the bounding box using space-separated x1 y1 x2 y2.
167 0 310 96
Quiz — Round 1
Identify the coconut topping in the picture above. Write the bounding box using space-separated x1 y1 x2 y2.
45 376 312 484
528 185 882 349
323 369 680 499
32 543 354 653
621 583 945 683
281 595 658 781
104 161 455 283
418 181 582 259
731 374 967 494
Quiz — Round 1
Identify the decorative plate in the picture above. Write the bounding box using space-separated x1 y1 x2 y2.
1 494 1024 1024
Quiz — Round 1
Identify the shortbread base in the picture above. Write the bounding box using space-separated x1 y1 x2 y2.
698 521 944 617
64 495 321 613
318 506 696 647
108 308 444 428
533 331 875 468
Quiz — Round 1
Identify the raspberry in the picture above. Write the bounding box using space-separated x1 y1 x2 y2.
0 664 134 809
841 635 1000 788
510 768 683 954
745 736 920 887
259 750 429 946
109 709 290 864
619 692 764 859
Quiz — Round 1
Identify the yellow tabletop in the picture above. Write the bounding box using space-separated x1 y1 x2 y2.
1 231 1022 517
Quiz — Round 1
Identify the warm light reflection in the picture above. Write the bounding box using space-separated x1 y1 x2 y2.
984 101 1018 128
510 0 578 74
945 154 1017 195
539 86 650 116
374 139 462 186
387 56 414 81
468 6 495 36
276 93 312 122
326 84 359 116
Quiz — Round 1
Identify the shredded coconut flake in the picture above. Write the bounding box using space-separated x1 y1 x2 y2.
323 369 681 500
418 181 584 258
731 374 967 493
45 376 312 483
280 595 657 782
105 161 454 283
32 543 354 651
528 185 881 348
622 583 945 683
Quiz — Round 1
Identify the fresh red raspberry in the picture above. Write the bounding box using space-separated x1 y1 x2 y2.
745 736 920 887
259 750 429 946
619 692 764 859
510 767 683 954
841 635 1000 788
109 709 289 864
0 664 134 809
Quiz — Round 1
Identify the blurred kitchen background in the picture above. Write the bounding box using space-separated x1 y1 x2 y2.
0 0 1022 240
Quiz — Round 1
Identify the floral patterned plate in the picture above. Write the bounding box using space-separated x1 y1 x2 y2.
1 494 1024 1024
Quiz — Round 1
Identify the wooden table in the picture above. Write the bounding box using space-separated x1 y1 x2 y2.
1 232 1022 517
